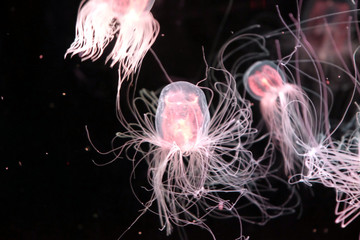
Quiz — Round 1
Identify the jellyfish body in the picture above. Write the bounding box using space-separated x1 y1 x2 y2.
110 68 293 238
146 80 262 236
65 0 159 81
243 61 286 100
156 82 210 152
243 61 315 175
150 81 212 234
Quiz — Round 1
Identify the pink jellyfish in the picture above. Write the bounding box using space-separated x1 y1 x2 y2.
240 2 360 227
65 0 159 83
243 60 315 175
210 0 360 230
155 81 210 153
242 57 360 227
94 65 294 239
207 2 360 227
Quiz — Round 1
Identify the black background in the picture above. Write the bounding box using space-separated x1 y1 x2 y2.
2 0 360 239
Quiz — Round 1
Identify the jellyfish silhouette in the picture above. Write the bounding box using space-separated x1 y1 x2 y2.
65 0 159 83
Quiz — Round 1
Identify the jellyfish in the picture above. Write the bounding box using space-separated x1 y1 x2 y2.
235 3 360 227
241 58 360 228
239 35 360 226
182 0 360 233
94 62 296 239
65 0 159 82
243 60 316 175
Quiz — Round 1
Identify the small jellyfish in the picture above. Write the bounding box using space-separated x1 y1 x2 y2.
151 81 212 234
104 67 293 238
243 60 315 175
65 0 159 82
217 0 360 230
243 60 286 100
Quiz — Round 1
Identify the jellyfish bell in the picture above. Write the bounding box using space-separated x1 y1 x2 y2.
243 60 286 100
155 81 210 152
